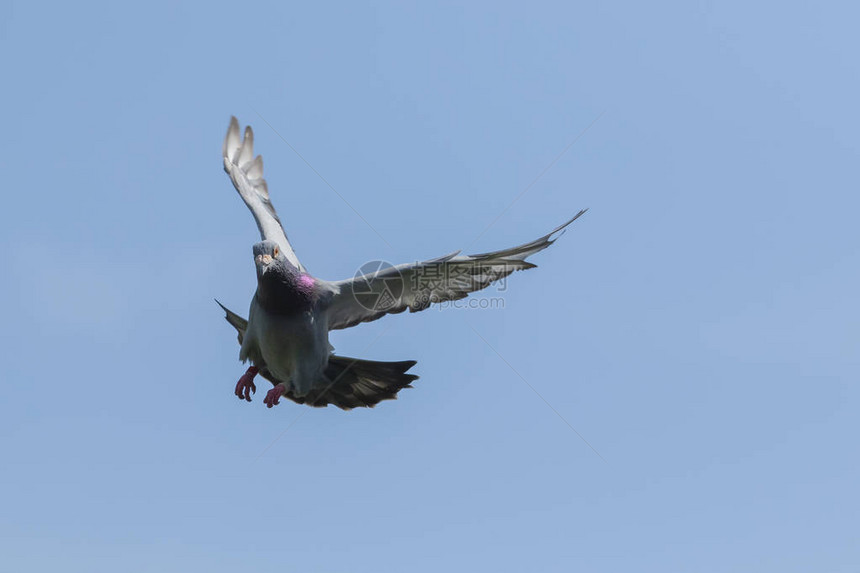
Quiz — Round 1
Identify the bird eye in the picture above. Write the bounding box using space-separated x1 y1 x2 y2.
273 246 279 258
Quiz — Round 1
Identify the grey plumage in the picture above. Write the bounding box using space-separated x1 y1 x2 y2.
222 117 304 272
326 210 587 330
218 116 585 410
216 298 417 410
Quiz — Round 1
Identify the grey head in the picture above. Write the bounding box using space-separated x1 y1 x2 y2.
253 239 293 277
252 240 322 315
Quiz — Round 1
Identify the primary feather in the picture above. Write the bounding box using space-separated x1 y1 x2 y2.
222 117 305 272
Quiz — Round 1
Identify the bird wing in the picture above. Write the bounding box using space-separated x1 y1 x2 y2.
215 299 248 344
325 210 587 330
222 116 305 271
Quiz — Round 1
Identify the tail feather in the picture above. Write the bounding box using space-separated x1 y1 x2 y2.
285 357 419 410
215 300 419 410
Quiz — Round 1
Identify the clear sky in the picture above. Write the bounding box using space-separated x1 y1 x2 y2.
1 1 858 571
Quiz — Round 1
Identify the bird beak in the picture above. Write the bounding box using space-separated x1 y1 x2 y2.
255 254 273 266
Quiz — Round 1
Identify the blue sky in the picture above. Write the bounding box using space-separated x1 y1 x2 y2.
1 1 858 571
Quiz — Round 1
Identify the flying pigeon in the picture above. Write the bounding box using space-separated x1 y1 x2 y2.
218 116 586 410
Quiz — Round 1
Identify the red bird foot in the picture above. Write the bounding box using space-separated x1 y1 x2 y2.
264 383 286 408
235 366 259 402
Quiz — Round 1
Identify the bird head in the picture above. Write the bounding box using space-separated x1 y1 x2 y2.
252 240 285 275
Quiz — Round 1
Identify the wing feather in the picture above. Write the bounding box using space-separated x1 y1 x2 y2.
325 210 586 330
222 116 305 271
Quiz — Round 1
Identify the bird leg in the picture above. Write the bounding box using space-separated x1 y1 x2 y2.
234 366 259 402
264 383 286 408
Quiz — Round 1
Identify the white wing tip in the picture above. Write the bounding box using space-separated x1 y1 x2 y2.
223 116 240 160
238 126 254 165
223 117 267 191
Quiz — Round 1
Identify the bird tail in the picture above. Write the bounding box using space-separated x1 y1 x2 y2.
286 356 419 410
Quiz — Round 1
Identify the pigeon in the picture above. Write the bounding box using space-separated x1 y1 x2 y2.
218 116 586 410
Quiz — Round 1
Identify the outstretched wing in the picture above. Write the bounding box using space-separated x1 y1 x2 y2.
222 116 305 271
325 210 587 330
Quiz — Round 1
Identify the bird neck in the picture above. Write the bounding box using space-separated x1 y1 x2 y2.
255 265 318 315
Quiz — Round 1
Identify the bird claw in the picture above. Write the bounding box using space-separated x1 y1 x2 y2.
264 384 286 408
234 366 259 402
